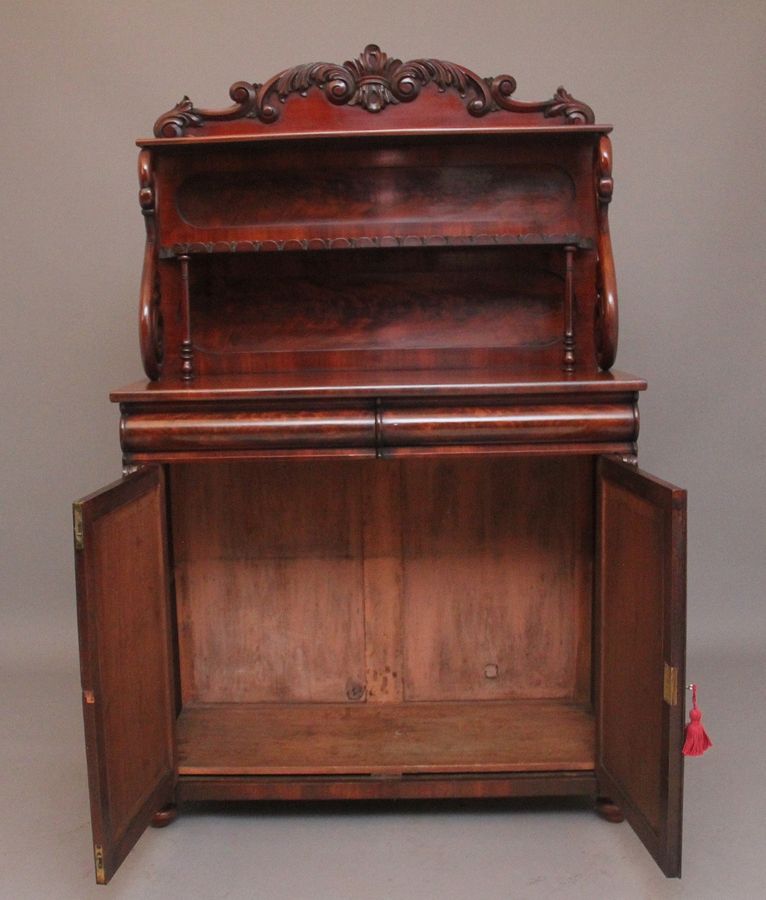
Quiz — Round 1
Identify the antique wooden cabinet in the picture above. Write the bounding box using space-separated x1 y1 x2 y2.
74 46 686 883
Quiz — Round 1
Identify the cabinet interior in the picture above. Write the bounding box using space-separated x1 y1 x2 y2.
169 455 596 777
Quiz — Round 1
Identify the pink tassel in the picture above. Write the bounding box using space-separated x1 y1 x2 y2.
682 683 712 757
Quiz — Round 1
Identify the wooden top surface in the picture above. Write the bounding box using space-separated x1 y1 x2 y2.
139 124 612 148
111 369 646 404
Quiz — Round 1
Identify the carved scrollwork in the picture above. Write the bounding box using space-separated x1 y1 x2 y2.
138 150 163 379
151 44 595 136
154 82 258 138
490 81 594 124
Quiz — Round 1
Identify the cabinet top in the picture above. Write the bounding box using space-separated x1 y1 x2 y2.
140 43 609 146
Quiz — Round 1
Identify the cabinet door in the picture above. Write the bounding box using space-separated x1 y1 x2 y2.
596 456 686 877
74 467 176 884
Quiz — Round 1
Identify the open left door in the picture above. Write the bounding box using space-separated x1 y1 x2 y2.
596 456 686 877
74 467 176 884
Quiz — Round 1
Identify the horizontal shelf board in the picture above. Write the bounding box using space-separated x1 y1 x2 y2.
177 700 596 776
111 368 647 404
159 233 593 257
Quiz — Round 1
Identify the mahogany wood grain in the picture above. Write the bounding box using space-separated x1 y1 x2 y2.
400 457 592 702
176 701 595 776
121 405 376 452
171 461 366 704
361 460 405 703
595 136 618 369
380 400 636 447
145 133 605 378
119 398 637 456
187 246 573 375
138 150 162 379
596 457 686 877
111 369 647 403
74 468 176 884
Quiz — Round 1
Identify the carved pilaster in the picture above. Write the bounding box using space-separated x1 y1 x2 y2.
595 135 618 370
138 150 163 379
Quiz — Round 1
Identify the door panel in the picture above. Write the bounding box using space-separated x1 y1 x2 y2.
74 467 175 884
596 457 686 877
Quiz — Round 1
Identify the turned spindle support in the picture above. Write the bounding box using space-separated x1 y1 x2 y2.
179 254 194 380
563 244 576 371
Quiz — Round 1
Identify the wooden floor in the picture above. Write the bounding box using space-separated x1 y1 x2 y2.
177 701 595 776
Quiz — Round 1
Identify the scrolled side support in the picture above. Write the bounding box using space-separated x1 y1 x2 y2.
595 136 618 370
138 150 163 380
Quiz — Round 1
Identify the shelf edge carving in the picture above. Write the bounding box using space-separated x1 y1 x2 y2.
158 233 593 258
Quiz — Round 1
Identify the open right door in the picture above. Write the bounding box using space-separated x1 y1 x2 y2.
596 456 686 877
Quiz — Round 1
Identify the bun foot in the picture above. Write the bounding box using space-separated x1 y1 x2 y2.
151 804 178 828
596 798 625 823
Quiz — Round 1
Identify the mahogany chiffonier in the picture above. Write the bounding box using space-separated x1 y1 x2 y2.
73 45 687 883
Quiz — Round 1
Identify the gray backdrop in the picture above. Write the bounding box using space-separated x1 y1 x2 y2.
1 2 764 897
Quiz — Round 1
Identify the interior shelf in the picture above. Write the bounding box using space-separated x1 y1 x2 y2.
177 701 596 777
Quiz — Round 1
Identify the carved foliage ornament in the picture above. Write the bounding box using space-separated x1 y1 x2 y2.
154 44 595 137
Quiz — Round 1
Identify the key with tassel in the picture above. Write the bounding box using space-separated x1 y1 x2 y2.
682 682 712 757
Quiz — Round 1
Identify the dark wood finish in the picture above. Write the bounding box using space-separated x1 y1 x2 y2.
73 45 689 882
113 369 644 462
112 368 646 401
118 396 638 458
151 44 595 140
138 150 163 380
176 701 595 775
596 457 686 877
595 136 618 369
143 134 605 380
74 468 176 884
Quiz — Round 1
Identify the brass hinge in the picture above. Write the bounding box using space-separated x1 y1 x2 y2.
83 690 96 705
73 503 84 551
663 663 679 706
94 844 105 884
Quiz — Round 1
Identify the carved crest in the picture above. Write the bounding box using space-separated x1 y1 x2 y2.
154 44 595 137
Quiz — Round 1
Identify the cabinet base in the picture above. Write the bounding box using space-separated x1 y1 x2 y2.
176 772 597 803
